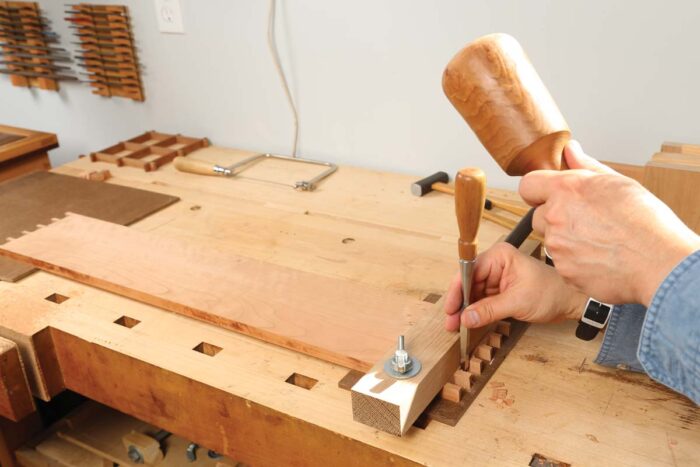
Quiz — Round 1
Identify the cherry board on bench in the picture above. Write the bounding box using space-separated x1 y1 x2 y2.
0 172 179 281
0 213 433 371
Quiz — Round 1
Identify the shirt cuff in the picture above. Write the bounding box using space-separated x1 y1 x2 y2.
594 304 646 372
638 250 700 404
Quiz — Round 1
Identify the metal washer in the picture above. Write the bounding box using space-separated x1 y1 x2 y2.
383 357 422 379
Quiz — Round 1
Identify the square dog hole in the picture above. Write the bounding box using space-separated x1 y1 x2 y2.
193 342 222 357
114 315 140 329
285 373 318 390
45 293 70 304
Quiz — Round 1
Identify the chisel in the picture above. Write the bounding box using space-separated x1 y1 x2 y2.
0 68 77 80
0 50 71 62
0 42 67 53
454 168 486 363
0 60 71 71
68 24 129 34
64 10 126 17
74 33 130 42
71 40 131 48
0 32 58 43
0 19 44 28
78 62 136 72
0 51 71 62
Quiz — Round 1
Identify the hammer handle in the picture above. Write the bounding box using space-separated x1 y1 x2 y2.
455 168 486 261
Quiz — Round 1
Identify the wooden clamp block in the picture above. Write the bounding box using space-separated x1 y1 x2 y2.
0 336 35 421
441 382 463 403
351 308 460 436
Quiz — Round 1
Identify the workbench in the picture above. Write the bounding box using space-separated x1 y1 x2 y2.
0 124 56 183
1 146 697 466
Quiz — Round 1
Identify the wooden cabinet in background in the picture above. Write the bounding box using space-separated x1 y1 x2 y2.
0 125 58 183
604 141 700 234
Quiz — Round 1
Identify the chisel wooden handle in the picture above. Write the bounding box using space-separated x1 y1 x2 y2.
443 33 570 175
173 156 230 176
455 168 486 261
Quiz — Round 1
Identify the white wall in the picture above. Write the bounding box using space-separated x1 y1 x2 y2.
2 0 699 189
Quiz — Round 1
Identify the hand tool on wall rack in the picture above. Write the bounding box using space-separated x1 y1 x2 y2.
66 3 143 101
0 20 45 29
454 167 486 362
0 60 72 71
72 41 132 50
75 32 131 42
0 42 67 53
0 68 77 81
0 51 71 62
0 31 58 42
0 2 67 90
65 9 127 17
443 33 571 249
77 61 136 72
174 153 338 191
76 54 129 63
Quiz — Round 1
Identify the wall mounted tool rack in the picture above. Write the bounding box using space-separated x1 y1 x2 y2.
65 3 143 101
0 1 74 90
89 131 210 172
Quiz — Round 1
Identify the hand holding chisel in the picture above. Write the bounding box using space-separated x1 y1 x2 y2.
454 167 486 363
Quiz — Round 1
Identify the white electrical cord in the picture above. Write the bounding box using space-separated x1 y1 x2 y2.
267 0 299 157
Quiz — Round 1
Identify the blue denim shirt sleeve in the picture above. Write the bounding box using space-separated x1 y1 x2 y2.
595 304 647 372
594 250 700 404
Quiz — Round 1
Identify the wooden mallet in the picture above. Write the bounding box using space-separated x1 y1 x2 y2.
443 33 570 247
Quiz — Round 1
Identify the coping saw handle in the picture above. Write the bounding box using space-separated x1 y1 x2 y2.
455 167 486 261
173 156 231 176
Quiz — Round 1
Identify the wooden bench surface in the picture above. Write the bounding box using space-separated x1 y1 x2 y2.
0 146 697 466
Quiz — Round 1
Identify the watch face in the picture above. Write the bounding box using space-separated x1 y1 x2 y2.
586 300 612 325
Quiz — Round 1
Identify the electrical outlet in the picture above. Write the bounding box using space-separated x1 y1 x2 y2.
155 0 185 34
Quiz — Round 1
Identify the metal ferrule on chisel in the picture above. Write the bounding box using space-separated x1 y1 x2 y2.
459 258 475 360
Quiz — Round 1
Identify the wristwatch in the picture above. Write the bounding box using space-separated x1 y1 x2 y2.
575 298 613 341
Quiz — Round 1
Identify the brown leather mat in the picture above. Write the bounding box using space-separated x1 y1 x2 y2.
0 171 179 281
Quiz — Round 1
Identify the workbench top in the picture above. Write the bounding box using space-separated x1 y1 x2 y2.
1 146 697 466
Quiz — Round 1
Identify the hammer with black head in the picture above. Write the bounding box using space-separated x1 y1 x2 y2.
411 171 529 218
